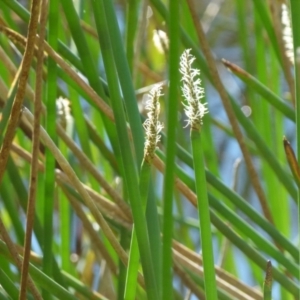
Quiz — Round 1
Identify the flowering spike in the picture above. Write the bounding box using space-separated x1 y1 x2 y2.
56 97 71 130
143 85 164 163
281 4 294 64
153 29 169 54
180 49 208 131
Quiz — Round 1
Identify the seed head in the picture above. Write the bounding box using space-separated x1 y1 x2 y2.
281 4 294 64
180 49 208 131
153 29 169 54
143 85 164 163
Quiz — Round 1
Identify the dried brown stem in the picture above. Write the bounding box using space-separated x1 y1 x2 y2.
0 0 43 298
0 2 41 189
19 1 47 299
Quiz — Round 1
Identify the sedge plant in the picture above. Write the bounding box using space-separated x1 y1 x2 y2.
179 49 217 299
125 85 163 300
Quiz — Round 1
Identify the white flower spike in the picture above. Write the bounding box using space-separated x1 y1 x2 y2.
143 84 164 163
281 4 294 64
180 49 208 130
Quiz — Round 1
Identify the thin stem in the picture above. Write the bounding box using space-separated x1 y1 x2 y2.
19 1 47 299
191 129 217 299
42 1 58 295
0 0 40 186
124 163 152 300
162 0 180 298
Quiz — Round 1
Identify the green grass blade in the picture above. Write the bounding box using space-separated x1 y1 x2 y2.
60 0 104 96
251 0 282 67
125 0 139 73
124 229 140 300
191 130 217 299
92 1 158 298
43 1 59 296
222 59 295 122
103 0 145 165
161 0 180 298
0 268 18 299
